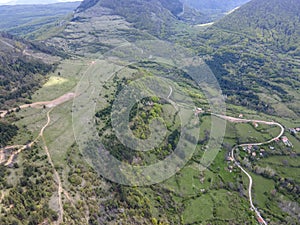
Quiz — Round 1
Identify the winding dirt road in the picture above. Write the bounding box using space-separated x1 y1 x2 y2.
0 192 4 203
214 114 285 225
167 86 173 99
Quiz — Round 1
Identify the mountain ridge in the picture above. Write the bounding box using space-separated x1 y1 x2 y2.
0 2 81 38
46 0 197 54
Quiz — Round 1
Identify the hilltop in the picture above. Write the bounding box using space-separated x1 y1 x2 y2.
215 0 300 55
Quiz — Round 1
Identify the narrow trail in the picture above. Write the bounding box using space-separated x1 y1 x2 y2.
167 86 173 99
4 141 35 166
0 191 4 203
166 85 179 111
212 114 284 141
214 113 285 225
40 110 64 224
3 109 64 222
38 108 77 224
0 39 16 50
2 145 23 150
231 146 268 225
0 146 23 164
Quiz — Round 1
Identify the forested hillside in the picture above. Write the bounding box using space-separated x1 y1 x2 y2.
215 0 300 55
45 0 300 116
0 121 18 147
46 0 196 55
189 0 300 117
94 0 192 38
0 33 62 108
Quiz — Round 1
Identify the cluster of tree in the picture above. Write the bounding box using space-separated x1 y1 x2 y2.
276 177 300 201
0 121 18 147
0 146 58 225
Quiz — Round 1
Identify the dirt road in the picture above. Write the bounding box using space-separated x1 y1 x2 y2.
0 92 76 118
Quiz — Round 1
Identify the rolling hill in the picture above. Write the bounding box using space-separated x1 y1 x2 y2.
0 0 81 5
214 0 300 55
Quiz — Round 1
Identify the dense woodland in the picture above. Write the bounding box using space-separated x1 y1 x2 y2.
0 146 58 225
0 121 18 147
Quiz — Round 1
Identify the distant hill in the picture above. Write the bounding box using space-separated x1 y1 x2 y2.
77 0 208 31
182 0 251 19
46 0 152 54
0 2 80 38
0 0 82 5
76 0 183 15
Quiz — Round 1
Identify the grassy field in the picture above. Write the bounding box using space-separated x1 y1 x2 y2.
32 59 89 102
250 172 275 208
183 194 213 223
10 59 91 171
182 189 253 224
